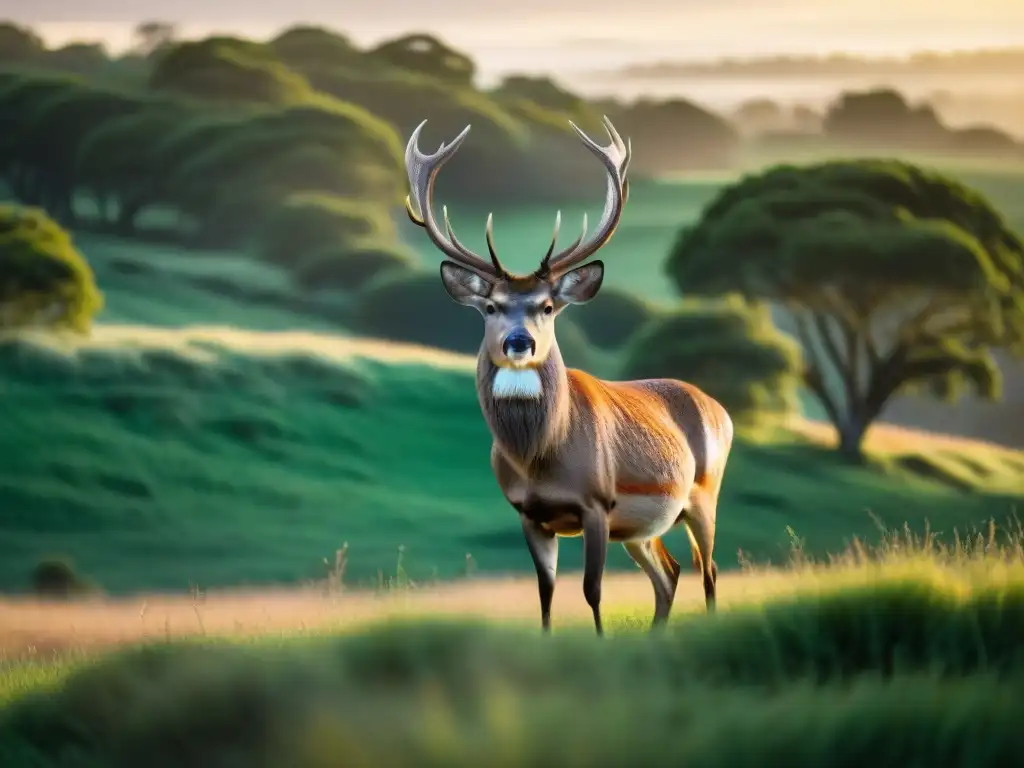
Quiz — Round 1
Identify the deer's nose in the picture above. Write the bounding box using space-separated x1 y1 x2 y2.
503 330 536 357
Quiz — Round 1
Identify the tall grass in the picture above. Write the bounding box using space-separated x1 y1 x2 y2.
2 542 1023 767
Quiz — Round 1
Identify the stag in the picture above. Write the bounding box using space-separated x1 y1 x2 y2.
404 117 734 634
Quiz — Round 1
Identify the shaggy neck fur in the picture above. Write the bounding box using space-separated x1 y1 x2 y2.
476 341 571 465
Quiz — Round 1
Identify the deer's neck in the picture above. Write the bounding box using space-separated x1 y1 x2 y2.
476 342 571 466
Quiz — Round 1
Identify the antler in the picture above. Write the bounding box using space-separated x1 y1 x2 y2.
404 120 506 279
535 116 631 279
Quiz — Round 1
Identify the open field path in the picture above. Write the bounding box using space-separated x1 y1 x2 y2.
0 569 810 659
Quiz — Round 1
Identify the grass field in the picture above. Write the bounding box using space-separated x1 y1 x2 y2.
1 175 1023 596
2 167 1024 765
2 538 1023 766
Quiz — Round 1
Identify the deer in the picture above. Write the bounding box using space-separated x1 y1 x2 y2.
403 116 734 635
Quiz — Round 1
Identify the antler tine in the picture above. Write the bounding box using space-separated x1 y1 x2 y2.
537 211 588 277
541 211 562 264
538 116 630 278
405 120 506 278
484 214 503 273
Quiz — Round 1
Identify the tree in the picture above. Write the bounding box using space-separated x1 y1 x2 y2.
732 98 785 134
823 88 947 149
601 98 740 174
75 102 198 232
269 25 360 75
149 37 313 105
622 299 803 423
947 126 1020 157
571 287 661 349
366 33 476 86
131 21 177 58
7 81 142 222
42 43 109 76
0 22 44 64
666 159 1024 460
161 102 403 244
491 75 589 115
0 204 103 333
0 74 84 206
255 194 396 268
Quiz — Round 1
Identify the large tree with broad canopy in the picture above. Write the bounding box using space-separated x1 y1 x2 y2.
665 159 1024 460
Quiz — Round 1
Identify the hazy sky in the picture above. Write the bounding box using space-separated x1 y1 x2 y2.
6 0 1024 81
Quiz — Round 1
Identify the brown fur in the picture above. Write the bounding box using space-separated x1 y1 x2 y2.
481 331 733 631
404 116 730 633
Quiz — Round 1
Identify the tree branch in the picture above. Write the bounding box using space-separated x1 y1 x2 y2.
793 310 843 430
810 311 858 412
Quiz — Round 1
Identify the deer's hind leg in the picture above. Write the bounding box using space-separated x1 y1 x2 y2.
623 536 681 628
680 487 718 612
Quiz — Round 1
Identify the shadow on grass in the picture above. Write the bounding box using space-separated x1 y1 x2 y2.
2 568 1024 767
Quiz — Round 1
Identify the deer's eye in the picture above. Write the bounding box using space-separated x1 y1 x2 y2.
543 304 554 315
485 303 497 315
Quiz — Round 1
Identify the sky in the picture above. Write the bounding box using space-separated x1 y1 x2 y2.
5 0 1024 94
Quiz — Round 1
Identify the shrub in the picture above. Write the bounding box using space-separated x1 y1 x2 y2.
295 242 417 292
622 299 803 422
571 287 661 349
255 195 396 268
353 270 481 353
30 557 98 599
0 204 103 333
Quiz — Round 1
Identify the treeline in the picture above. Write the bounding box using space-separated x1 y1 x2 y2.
0 20 743 277
734 88 1023 159
620 47 1024 78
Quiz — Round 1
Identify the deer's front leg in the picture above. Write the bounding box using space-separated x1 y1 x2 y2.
520 514 558 632
581 504 610 636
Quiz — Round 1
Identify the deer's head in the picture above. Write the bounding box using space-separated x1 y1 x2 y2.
404 117 630 380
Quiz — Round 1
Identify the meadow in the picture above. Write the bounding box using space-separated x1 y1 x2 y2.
2 175 1023 596
2 167 1024 765
2 536 1023 767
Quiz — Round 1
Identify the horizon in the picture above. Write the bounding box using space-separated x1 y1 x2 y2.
9 0 1023 82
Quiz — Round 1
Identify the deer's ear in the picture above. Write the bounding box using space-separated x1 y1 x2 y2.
440 261 492 306
553 261 604 306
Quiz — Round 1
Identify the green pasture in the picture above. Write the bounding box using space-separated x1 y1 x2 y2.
2 555 1023 766
2 174 1024 595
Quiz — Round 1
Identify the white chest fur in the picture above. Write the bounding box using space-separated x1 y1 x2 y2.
492 368 543 399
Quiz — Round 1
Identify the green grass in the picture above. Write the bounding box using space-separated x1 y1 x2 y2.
1 174 1023 595
1 326 1021 595
2 550 1024 767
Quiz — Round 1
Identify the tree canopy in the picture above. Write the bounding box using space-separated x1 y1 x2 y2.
366 33 476 86
0 205 103 333
602 98 741 173
621 299 803 423
570 288 661 350
0 22 44 64
149 37 314 105
666 159 1024 459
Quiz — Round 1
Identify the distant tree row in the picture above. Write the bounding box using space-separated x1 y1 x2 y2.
736 88 1022 159
0 21 751 292
0 70 402 247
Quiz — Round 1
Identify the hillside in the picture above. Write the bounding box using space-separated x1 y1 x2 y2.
1 215 1022 596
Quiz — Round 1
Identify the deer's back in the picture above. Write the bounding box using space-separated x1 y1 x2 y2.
568 370 733 491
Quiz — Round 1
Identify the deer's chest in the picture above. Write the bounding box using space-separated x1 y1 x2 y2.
493 454 601 538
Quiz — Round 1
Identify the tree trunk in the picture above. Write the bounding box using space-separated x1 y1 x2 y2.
117 199 142 235
836 412 868 464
